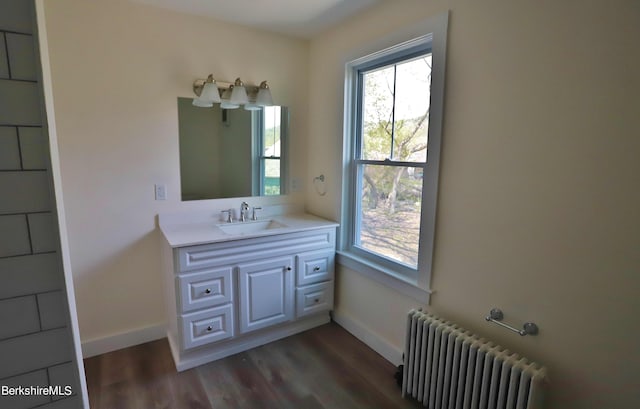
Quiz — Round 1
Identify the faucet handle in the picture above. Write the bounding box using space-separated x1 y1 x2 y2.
252 207 262 221
221 209 233 223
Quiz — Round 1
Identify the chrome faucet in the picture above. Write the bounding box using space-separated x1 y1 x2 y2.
240 202 249 222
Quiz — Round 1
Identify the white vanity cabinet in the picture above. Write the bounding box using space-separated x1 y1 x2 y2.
161 222 337 371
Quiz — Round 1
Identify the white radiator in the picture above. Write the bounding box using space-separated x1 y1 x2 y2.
402 310 547 409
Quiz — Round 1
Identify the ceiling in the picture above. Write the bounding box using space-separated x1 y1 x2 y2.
129 0 381 38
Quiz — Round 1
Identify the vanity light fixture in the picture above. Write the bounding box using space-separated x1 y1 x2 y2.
220 85 240 110
192 74 221 107
256 81 274 106
192 75 274 110
244 82 273 111
229 78 249 105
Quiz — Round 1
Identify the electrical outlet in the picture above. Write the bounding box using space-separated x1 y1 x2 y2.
155 184 167 200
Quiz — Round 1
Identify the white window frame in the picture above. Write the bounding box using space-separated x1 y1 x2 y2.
338 12 448 303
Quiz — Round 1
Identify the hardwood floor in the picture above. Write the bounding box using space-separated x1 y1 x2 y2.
84 322 423 409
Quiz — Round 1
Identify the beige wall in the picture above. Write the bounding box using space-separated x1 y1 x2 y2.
41 0 308 344
308 1 640 409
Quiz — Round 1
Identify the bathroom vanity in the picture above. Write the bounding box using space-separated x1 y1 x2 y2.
159 210 338 371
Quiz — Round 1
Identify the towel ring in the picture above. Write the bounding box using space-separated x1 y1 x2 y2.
313 174 326 196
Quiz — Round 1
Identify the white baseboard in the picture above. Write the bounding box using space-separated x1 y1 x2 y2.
81 323 166 358
81 314 403 367
332 310 403 366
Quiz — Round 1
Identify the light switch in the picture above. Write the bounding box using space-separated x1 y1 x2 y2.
155 184 167 200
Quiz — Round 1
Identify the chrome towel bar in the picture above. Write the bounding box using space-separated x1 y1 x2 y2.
485 308 539 336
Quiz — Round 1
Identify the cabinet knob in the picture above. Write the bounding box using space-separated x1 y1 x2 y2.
314 298 320 303
207 326 213 331
286 266 292 271
205 288 211 294
313 266 321 272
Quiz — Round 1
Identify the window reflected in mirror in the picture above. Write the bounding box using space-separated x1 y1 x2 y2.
259 106 282 196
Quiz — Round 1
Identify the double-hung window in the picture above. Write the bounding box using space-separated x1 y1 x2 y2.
340 14 448 300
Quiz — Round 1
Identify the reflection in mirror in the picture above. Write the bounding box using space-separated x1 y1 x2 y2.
177 98 288 200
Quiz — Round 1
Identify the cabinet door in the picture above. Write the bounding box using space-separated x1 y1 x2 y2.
238 256 294 334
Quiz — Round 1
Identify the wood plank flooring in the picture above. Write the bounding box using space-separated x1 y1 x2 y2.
84 322 423 409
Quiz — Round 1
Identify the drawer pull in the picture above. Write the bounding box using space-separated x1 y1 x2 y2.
313 266 321 272
314 298 320 303
207 326 213 332
205 288 212 294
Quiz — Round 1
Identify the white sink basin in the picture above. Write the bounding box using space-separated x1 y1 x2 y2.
217 219 288 235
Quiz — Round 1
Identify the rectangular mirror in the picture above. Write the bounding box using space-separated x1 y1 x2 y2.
177 97 289 200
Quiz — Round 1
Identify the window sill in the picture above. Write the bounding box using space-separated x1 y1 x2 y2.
336 251 431 304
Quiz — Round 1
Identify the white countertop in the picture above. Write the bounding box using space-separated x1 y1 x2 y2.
159 213 339 248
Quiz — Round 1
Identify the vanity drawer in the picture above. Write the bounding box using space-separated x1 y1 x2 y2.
180 304 234 350
296 281 333 318
178 267 233 313
296 250 334 286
